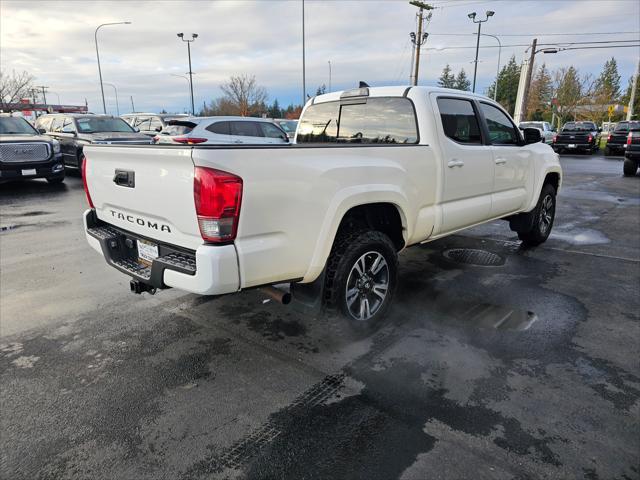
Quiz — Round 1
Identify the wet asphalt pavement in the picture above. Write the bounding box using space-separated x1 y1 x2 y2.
1 153 639 480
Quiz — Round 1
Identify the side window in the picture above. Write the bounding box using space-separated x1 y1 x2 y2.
135 116 150 131
480 103 520 145
436 97 482 144
149 117 163 132
37 117 52 131
50 117 63 132
61 117 76 133
260 122 286 139
122 116 134 126
206 121 230 135
230 121 262 137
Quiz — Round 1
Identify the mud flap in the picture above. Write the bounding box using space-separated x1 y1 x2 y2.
290 270 326 316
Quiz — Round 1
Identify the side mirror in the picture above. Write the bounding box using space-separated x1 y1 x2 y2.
134 127 140 132
38 128 46 134
523 127 542 145
155 126 162 132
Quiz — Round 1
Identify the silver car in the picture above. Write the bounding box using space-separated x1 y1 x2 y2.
519 121 556 144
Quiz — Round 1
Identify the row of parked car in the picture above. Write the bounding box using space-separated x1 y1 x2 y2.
0 112 298 185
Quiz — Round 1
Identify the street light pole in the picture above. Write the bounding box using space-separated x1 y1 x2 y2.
177 33 198 115
409 1 434 86
480 33 501 100
468 11 494 93
302 0 306 104
95 22 131 114
104 82 120 115
328 60 332 92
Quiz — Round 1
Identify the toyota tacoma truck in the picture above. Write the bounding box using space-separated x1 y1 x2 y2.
83 86 562 323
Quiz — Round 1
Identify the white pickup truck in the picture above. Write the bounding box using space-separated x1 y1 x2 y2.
83 86 562 323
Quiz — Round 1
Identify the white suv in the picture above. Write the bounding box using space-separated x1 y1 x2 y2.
154 116 290 145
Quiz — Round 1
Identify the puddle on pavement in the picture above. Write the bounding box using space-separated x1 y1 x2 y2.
427 295 538 331
0 224 19 233
550 228 610 246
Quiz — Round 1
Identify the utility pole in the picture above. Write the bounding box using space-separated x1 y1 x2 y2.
409 1 433 86
130 95 135 113
328 60 332 92
627 58 639 121
36 86 48 105
520 38 538 121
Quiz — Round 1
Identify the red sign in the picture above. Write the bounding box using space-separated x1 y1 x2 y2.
20 98 32 116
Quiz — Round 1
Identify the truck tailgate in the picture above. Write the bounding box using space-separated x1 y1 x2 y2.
84 145 203 251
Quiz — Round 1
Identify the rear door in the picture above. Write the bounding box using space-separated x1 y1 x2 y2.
203 121 232 144
56 117 79 166
478 102 532 217
84 145 202 250
258 122 289 144
229 121 265 144
433 96 494 233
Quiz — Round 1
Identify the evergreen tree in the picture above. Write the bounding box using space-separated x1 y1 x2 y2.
595 57 621 100
453 68 470 91
437 64 456 88
526 63 553 121
316 84 326 95
267 99 282 118
487 55 521 115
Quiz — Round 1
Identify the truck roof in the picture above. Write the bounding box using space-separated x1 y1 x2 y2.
311 85 492 105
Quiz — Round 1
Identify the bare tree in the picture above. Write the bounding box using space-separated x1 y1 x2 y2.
553 67 595 124
220 74 268 117
0 70 35 110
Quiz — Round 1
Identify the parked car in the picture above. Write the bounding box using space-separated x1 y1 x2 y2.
272 119 298 140
519 121 555 144
623 126 640 176
154 117 289 145
552 121 600 154
82 85 561 324
0 114 65 184
605 121 640 156
35 114 152 172
121 113 189 137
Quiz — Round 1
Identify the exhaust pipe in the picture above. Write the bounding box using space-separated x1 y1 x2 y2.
130 280 157 295
259 286 292 305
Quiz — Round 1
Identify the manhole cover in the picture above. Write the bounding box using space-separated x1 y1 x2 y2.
443 248 505 266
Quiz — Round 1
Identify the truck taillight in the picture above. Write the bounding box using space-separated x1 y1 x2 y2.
193 167 242 243
81 155 94 208
587 134 593 142
628 133 633 145
173 136 208 144
607 134 612 142
552 135 557 143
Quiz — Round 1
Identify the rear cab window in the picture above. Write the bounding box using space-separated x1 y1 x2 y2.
436 97 482 144
297 97 418 144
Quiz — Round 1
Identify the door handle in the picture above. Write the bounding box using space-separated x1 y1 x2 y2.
495 158 507 165
448 159 464 168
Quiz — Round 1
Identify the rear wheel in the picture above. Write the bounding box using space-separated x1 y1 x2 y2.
623 158 638 176
324 230 398 325
517 184 557 247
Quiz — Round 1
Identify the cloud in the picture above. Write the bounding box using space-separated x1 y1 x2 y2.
1 0 638 114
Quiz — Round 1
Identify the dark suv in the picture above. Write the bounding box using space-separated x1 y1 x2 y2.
35 114 151 172
0 114 65 184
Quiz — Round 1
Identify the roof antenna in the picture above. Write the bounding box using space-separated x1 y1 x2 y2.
359 81 370 88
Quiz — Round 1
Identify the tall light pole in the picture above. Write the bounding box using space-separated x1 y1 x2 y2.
409 1 434 86
480 33 501 100
104 82 120 115
328 60 332 92
468 11 494 93
177 33 198 115
95 22 131 114
302 0 306 104
171 74 191 111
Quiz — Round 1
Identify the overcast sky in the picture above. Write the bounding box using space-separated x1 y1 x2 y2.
2 0 639 114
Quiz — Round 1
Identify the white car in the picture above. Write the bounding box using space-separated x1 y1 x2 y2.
519 121 555 144
154 116 289 145
83 86 561 323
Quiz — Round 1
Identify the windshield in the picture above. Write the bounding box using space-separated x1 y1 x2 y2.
562 122 595 132
520 122 543 129
277 120 298 134
76 117 135 133
621 122 640 132
0 116 38 135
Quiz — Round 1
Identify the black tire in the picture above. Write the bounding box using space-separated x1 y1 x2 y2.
517 183 557 247
623 159 638 177
604 146 611 156
46 176 65 184
324 230 398 325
